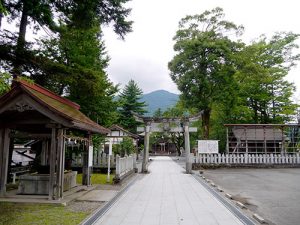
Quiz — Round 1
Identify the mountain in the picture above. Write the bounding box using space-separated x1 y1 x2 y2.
141 90 179 116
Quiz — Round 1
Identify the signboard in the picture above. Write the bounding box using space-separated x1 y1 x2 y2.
198 140 219 153
88 146 93 167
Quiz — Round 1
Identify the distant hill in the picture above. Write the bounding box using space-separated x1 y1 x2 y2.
141 90 179 116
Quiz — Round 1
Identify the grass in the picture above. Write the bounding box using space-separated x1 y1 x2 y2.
76 173 114 185
0 202 89 225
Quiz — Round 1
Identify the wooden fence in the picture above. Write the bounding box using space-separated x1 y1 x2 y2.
192 153 300 165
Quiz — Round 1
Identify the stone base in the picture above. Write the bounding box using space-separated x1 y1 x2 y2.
18 171 77 195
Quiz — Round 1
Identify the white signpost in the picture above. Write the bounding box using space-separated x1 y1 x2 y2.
107 140 112 183
198 140 219 154
88 146 93 167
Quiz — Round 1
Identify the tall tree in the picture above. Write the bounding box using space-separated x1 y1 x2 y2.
169 7 243 139
234 32 300 123
1 0 56 76
118 80 147 133
0 0 133 77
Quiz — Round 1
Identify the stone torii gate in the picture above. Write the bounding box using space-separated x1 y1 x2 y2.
134 113 201 174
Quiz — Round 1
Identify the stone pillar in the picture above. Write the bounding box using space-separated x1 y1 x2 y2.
184 121 192 174
115 154 120 181
142 123 150 173
0 128 10 196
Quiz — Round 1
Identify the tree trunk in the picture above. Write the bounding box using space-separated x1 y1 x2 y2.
201 108 211 139
13 3 28 77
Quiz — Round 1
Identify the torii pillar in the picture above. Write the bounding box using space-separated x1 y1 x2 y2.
184 120 192 173
142 122 150 173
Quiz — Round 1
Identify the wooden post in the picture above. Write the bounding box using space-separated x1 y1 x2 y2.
49 128 57 200
226 127 229 154
41 140 48 166
56 129 65 199
184 121 192 174
263 126 267 153
60 130 66 198
0 128 10 196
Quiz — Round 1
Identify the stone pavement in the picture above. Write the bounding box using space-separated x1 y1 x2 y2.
94 156 246 225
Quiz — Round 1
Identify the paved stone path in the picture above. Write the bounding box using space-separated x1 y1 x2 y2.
94 157 244 225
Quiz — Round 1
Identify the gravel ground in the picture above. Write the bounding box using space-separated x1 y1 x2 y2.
67 201 105 213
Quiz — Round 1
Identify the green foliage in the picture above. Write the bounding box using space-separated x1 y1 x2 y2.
233 33 300 124
32 9 119 126
170 7 299 142
169 7 243 139
118 80 147 133
113 137 136 157
0 72 10 95
153 108 163 118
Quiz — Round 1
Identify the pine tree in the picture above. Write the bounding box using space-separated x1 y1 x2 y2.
118 80 147 133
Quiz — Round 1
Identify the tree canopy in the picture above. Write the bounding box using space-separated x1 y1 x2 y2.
169 7 300 141
169 7 244 139
118 80 147 133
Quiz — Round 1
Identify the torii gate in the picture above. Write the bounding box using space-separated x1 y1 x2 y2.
134 113 201 174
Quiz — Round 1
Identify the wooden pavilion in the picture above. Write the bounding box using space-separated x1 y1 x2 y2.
0 79 109 200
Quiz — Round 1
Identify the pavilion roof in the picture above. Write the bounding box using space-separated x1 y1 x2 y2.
0 79 110 134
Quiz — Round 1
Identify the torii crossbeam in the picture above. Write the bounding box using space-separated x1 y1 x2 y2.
134 112 202 173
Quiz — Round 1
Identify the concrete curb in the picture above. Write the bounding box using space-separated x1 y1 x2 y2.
236 201 247 209
225 193 233 199
253 213 267 224
217 187 223 192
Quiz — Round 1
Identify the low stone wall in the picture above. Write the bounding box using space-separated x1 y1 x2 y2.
18 171 77 195
114 154 136 183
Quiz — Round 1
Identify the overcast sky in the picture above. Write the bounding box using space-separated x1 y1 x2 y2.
102 0 300 99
